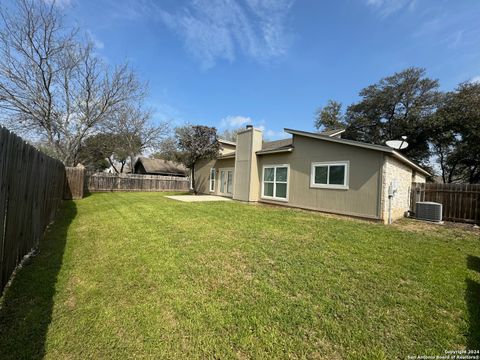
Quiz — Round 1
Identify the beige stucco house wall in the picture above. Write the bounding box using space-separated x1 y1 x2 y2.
194 126 429 223
193 140 236 194
257 135 384 219
194 157 235 194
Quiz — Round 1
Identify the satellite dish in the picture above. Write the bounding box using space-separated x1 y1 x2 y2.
386 136 408 150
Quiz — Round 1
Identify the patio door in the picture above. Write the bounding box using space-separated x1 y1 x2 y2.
219 169 234 197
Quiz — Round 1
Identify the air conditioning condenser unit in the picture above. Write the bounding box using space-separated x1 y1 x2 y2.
415 202 443 222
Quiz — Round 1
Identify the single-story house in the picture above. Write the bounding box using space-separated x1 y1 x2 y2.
194 126 429 223
134 157 187 177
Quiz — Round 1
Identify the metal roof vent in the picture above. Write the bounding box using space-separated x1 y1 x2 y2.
416 202 443 222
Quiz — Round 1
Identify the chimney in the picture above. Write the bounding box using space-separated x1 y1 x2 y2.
233 126 262 201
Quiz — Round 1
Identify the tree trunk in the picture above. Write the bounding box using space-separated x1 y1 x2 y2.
191 165 196 194
107 157 119 174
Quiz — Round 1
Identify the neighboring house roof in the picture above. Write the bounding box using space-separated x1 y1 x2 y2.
134 157 187 176
284 128 430 176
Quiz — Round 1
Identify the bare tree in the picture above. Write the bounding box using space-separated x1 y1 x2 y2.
218 127 243 142
0 0 146 165
104 104 169 172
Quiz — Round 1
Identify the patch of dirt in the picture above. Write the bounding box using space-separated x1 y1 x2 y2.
394 218 480 236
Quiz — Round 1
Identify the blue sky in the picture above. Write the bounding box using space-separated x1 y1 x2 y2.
58 0 480 139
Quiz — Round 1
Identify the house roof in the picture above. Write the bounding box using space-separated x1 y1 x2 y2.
284 128 430 176
256 138 294 155
135 157 187 175
255 129 343 155
218 138 236 146
318 128 345 137
217 128 341 149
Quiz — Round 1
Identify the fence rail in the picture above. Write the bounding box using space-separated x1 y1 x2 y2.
411 182 480 223
88 173 190 192
0 126 65 294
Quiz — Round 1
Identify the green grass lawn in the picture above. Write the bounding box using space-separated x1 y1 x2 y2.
0 192 479 359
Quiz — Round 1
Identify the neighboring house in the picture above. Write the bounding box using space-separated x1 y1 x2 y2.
195 125 429 223
104 163 130 174
134 157 187 177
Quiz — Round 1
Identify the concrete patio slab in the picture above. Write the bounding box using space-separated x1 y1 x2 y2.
165 195 233 202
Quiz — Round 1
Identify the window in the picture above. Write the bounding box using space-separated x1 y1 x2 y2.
209 168 216 192
310 161 349 189
262 165 289 201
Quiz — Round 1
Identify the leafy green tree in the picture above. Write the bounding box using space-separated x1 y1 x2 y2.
77 133 137 173
104 104 168 172
174 125 220 193
427 94 459 183
154 137 179 162
344 67 441 165
314 100 345 131
432 82 480 183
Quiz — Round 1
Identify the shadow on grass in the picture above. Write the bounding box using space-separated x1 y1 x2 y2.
467 255 480 273
466 255 480 350
0 201 77 360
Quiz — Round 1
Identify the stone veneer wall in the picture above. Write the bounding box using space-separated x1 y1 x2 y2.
413 173 426 183
381 155 414 223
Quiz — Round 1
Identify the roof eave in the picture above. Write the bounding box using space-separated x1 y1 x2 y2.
391 151 431 177
217 153 236 159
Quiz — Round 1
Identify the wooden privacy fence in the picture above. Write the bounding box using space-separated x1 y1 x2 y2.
0 126 65 294
88 173 190 192
411 182 480 223
64 166 86 199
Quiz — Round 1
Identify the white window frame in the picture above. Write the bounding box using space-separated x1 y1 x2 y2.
261 164 290 202
209 168 216 192
310 161 349 190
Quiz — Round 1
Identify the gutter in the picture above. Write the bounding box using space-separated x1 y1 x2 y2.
256 147 294 155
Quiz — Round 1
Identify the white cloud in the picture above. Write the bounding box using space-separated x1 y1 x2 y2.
86 30 105 50
219 115 286 140
220 115 253 129
157 0 294 69
365 0 416 17
257 125 287 140
470 76 480 84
